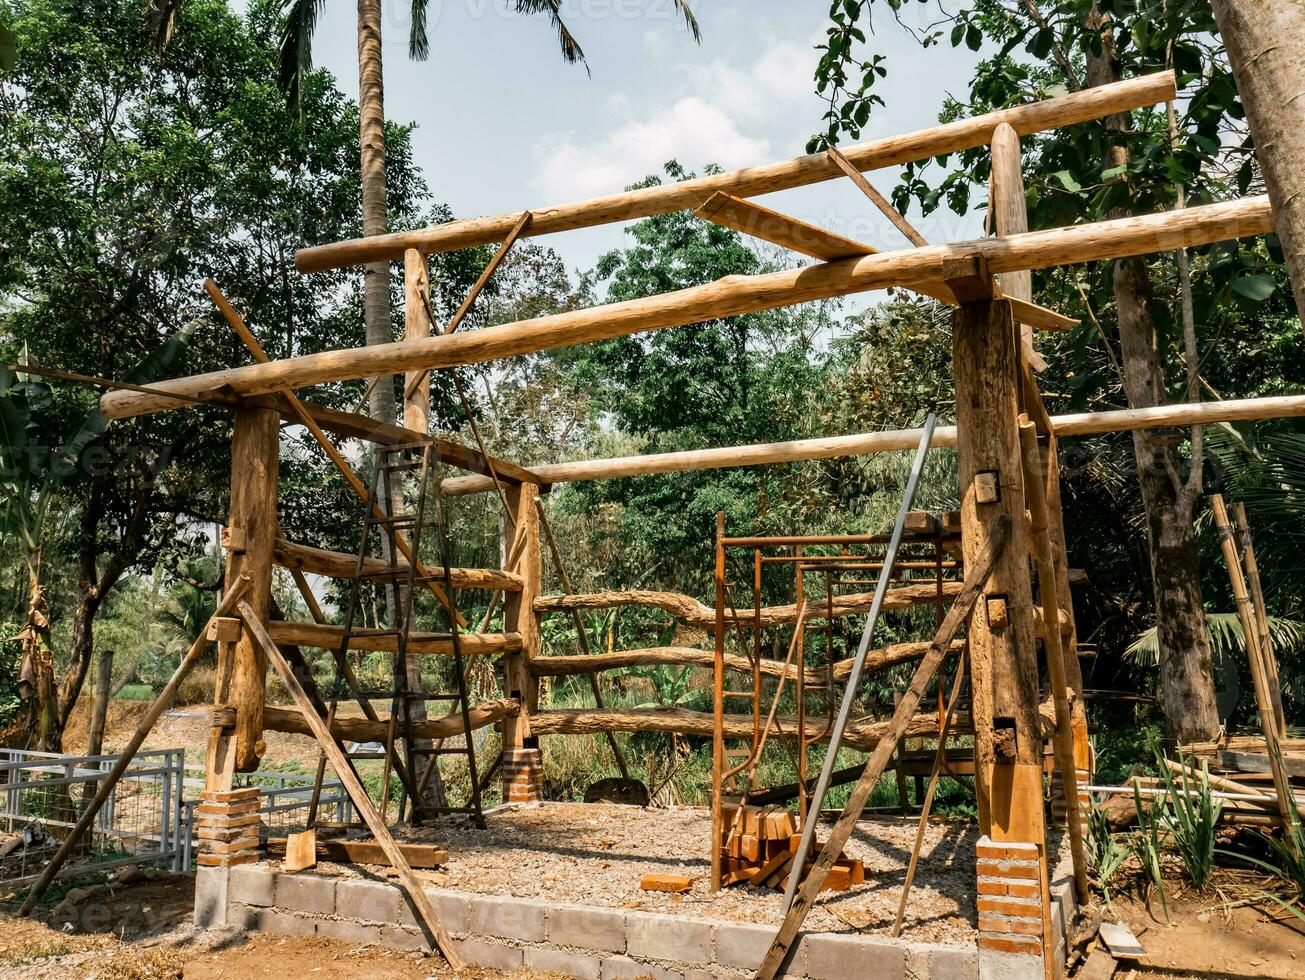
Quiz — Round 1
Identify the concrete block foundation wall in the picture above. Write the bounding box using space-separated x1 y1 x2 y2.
209 860 1080 979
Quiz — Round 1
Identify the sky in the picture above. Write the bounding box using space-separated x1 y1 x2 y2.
306 0 988 277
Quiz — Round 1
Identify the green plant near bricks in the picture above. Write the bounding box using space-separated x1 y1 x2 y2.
1132 781 1170 923
1086 804 1129 904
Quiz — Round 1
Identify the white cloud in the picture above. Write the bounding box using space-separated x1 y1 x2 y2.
688 37 818 123
531 96 771 201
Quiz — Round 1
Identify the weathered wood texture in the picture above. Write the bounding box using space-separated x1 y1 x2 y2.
502 484 541 750
264 620 522 657
265 836 448 869
261 698 518 742
953 300 1043 829
222 407 279 773
294 73 1176 270
102 196 1272 420
442 392 1305 495
403 248 431 433
533 582 961 628
271 538 523 590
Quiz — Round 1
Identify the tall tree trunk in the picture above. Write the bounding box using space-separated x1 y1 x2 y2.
87 648 113 757
357 0 394 423
1210 0 1305 327
1085 10 1221 742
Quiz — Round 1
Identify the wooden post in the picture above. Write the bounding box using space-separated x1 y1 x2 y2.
501 483 542 800
991 123 1090 786
1211 494 1296 839
710 512 726 893
1233 502 1287 737
403 248 431 434
953 298 1049 979
219 406 280 777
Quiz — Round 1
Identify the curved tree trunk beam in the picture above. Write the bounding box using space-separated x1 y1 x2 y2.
529 640 965 681
265 620 522 657
272 538 523 591
533 583 962 628
262 698 518 743
531 702 1056 750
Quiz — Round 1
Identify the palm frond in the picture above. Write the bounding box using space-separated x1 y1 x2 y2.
670 0 701 43
278 0 328 119
1125 612 1305 666
409 0 430 60
514 0 588 71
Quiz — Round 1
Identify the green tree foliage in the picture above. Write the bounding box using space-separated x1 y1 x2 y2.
0 0 466 740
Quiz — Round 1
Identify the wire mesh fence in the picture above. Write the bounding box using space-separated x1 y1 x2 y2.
0 748 354 887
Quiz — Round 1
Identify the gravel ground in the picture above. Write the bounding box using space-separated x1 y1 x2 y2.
310 802 986 944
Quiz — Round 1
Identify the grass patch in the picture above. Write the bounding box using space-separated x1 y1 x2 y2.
115 684 154 701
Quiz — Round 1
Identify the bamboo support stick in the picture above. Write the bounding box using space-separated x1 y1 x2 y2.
1233 502 1287 738
18 575 251 915
1210 493 1297 841
826 147 929 247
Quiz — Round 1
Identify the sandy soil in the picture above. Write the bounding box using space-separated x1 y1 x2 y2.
295 801 983 944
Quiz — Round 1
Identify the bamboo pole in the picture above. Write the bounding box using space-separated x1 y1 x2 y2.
18 575 251 915
103 196 1273 420
1233 502 1287 738
440 393 1305 496
1019 418 1089 902
1210 493 1297 840
294 72 1176 271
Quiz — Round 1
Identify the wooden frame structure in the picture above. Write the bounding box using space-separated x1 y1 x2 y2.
78 69 1303 975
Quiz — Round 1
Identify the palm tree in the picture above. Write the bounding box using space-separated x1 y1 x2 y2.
278 0 700 427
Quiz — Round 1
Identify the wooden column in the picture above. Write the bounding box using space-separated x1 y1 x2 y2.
954 298 1049 980
403 248 431 434
218 406 279 778
501 484 541 750
991 123 1089 779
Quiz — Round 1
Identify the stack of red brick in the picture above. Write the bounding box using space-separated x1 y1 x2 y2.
975 836 1046 962
502 747 545 803
195 787 261 868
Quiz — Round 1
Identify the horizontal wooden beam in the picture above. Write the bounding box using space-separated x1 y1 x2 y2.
272 538 523 591
293 72 1177 271
265 836 448 869
695 192 874 261
529 640 965 681
265 620 522 657
533 582 961 629
262 698 517 742
443 392 1305 494
100 196 1273 420
531 701 1056 751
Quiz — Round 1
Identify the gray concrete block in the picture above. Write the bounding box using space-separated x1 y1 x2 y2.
275 873 336 915
193 865 229 928
336 878 399 923
456 937 524 971
713 921 775 971
922 944 978 980
525 945 603 979
256 908 317 937
802 934 905 980
229 865 275 908
380 924 428 952
977 947 1043 980
549 905 626 952
626 911 712 964
317 918 381 946
226 904 258 930
394 887 469 934
469 893 548 942
601 954 682 979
